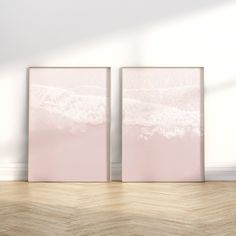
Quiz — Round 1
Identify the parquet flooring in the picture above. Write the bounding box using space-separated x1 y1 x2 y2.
0 182 236 236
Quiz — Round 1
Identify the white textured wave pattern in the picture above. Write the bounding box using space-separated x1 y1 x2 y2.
31 85 107 124
123 86 201 139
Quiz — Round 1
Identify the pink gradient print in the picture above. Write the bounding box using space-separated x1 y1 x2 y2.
28 68 110 181
122 68 204 182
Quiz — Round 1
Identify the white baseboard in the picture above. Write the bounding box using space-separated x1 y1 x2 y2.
0 162 236 181
205 162 236 181
0 163 27 181
111 162 122 181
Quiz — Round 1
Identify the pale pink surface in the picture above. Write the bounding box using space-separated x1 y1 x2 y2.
122 68 204 182
28 68 110 181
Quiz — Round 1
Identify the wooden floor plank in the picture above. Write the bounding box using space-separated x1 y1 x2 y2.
0 182 235 236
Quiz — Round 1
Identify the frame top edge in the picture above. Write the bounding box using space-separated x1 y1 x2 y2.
28 67 111 69
121 67 204 69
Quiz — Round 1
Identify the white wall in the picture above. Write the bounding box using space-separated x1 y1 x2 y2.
0 0 236 180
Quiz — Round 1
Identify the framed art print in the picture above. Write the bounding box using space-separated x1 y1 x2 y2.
28 67 110 181
122 67 204 182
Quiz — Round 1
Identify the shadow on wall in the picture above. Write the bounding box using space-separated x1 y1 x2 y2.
0 0 235 175
206 78 236 94
0 0 233 65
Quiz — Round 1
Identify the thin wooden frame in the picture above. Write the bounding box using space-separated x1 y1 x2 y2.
28 67 111 182
122 67 204 182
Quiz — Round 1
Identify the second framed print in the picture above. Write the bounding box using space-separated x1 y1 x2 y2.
28 67 110 182
122 67 204 182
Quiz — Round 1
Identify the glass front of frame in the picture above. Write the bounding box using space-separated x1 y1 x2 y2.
28 67 110 181
122 67 204 182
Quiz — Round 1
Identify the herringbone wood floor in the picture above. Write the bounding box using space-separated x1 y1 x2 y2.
0 182 235 236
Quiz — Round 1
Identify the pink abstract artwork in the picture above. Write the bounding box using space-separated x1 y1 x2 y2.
28 67 110 181
122 67 204 182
